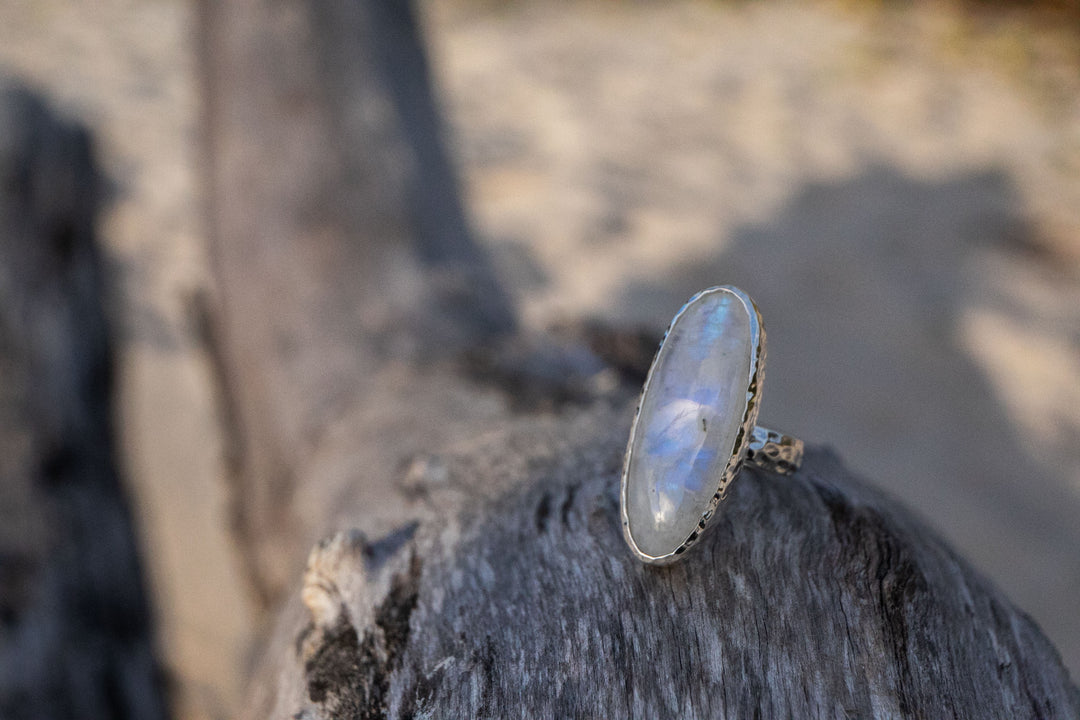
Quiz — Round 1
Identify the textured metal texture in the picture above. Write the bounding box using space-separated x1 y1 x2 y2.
747 426 805 475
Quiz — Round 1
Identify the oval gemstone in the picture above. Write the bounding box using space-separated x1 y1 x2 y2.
624 288 756 559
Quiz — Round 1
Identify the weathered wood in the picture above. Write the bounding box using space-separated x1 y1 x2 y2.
0 82 168 720
195 0 514 612
193 1 1080 717
243 402 1080 719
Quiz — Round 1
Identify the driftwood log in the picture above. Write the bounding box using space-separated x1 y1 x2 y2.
0 83 168 720
195 2 1080 718
195 0 515 614
263 428 1080 719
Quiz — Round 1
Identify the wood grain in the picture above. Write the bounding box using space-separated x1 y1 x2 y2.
249 404 1080 719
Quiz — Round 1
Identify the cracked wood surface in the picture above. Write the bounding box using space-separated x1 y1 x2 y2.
247 403 1080 719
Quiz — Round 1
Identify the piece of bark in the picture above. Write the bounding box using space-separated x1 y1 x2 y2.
0 82 168 720
249 408 1080 719
195 0 514 612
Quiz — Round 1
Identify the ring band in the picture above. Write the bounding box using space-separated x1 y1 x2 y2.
747 426 804 475
621 286 803 564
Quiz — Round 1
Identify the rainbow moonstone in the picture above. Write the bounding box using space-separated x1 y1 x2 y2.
623 287 759 560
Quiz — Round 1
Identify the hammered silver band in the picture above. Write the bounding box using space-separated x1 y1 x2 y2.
746 426 804 475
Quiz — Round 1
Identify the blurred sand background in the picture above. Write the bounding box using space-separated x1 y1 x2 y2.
1 1 1078 718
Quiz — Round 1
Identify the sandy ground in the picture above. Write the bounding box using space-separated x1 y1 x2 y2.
1 1 1078 718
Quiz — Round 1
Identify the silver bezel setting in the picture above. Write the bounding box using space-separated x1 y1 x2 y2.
620 285 765 565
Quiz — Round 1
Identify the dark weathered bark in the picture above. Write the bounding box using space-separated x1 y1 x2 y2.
194 1 1080 718
255 426 1080 719
0 82 168 720
195 0 514 611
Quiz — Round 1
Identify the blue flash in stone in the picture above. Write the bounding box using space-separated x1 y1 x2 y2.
621 286 763 562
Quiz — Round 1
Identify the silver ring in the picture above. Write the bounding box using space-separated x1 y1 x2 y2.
620 286 804 564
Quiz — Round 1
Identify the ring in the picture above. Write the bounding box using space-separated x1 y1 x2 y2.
620 286 804 564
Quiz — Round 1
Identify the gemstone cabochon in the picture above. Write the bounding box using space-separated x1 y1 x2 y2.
624 287 756 559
